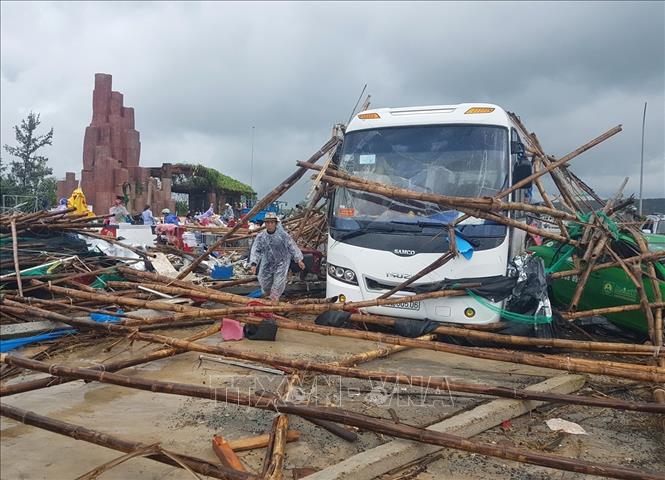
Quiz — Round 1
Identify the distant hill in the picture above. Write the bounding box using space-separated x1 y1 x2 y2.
549 198 664 215
640 198 665 215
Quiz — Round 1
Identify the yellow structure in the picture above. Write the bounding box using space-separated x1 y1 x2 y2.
67 188 93 217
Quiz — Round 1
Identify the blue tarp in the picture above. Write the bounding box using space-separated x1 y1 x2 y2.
0 310 124 353
455 232 474 260
1 329 77 353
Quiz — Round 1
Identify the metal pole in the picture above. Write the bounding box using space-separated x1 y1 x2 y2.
250 126 255 193
639 102 647 216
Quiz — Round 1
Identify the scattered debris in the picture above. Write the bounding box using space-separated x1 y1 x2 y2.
545 418 588 435
1 103 664 480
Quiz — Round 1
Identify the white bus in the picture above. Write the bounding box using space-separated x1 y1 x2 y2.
326 103 533 325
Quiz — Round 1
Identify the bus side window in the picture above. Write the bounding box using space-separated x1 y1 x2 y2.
511 129 529 218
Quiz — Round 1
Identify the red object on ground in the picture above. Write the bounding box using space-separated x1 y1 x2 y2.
247 300 274 319
501 419 512 431
99 226 116 238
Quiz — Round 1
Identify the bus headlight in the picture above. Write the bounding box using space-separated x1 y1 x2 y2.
464 307 476 318
327 263 358 286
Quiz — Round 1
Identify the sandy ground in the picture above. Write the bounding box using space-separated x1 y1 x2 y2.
1 325 663 479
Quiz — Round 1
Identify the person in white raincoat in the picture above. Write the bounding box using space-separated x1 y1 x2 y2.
249 212 304 301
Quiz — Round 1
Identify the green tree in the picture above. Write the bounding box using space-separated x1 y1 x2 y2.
2 112 54 193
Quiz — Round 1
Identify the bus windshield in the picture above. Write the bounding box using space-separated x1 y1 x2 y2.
332 124 509 229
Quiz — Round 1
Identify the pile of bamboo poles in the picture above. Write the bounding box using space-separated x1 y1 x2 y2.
2 128 665 479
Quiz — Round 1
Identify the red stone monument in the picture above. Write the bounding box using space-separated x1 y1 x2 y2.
57 73 175 215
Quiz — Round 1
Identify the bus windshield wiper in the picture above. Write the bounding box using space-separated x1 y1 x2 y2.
390 219 448 228
389 219 480 247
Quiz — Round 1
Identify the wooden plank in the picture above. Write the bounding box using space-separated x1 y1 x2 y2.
304 374 585 480
150 252 179 278
227 430 300 452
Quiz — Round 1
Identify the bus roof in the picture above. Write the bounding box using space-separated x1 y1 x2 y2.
346 103 512 132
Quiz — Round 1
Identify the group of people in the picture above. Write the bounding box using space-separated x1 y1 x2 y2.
106 197 237 227
111 197 305 302
139 204 178 226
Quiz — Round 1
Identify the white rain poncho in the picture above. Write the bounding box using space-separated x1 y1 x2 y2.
249 225 304 301
222 205 235 221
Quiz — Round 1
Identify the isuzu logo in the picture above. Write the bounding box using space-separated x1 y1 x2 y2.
387 272 412 279
393 249 416 257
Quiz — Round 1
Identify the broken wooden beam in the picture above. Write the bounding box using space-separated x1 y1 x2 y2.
1 355 659 480
212 434 247 472
227 431 300 452
304 374 585 480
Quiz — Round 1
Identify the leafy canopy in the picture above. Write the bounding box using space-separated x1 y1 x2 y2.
173 164 255 196
2 112 55 197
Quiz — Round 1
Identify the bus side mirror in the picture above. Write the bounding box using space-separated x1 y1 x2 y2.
511 141 525 155
513 160 532 188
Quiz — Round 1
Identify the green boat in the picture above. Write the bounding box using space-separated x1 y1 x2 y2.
529 232 665 335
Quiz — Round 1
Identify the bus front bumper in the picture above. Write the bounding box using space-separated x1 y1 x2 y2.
327 276 501 325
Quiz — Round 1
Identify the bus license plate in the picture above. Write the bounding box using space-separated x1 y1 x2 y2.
385 301 421 311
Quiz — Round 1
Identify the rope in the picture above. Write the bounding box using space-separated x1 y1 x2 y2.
466 290 552 324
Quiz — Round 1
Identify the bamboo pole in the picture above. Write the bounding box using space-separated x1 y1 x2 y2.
532 157 570 239
560 302 665 320
629 228 663 347
568 179 628 311
377 252 455 300
263 372 301 480
631 263 656 341
8 295 664 382
0 322 221 397
627 228 665 413
41 282 467 322
550 250 665 279
176 137 341 279
303 122 622 212
320 124 620 234
212 435 247 472
10 219 23 297
1 355 660 480
510 114 580 219
5 300 665 397
294 185 326 243
227 431 300 452
0 403 254 480
320 174 578 245
346 313 664 355
303 163 578 221
334 341 420 366
3 294 174 323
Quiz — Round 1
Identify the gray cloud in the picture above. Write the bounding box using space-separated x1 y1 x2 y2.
1 1 663 205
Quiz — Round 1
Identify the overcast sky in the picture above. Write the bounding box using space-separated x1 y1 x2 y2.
1 1 664 205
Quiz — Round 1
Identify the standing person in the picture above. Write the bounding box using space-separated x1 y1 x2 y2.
196 203 215 222
51 198 68 212
161 208 180 225
249 212 305 302
109 196 130 223
184 211 196 225
141 205 156 226
222 203 235 222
